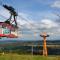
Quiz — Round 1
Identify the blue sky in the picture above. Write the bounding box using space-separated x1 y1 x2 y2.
2 0 57 20
0 0 60 40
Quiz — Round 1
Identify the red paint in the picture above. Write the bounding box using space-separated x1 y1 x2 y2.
0 34 17 38
0 22 17 38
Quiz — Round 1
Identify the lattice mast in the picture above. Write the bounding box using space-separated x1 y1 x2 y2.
40 32 49 56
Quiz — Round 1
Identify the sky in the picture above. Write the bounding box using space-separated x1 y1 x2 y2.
0 0 60 40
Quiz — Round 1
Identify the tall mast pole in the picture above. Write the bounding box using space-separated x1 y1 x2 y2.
40 32 49 56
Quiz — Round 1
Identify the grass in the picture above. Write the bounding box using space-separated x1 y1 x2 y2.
0 54 60 60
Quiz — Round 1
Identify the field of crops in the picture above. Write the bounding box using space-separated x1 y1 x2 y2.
0 54 60 60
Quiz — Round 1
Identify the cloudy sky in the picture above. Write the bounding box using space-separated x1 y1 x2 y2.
0 0 60 40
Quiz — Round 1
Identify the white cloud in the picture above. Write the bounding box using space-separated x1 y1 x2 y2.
22 18 59 35
17 12 34 25
40 19 58 28
51 1 60 8
0 7 60 38
0 6 10 21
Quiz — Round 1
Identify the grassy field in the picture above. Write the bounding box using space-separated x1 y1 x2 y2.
0 54 60 60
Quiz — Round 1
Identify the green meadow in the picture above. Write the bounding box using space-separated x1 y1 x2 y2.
0 54 60 60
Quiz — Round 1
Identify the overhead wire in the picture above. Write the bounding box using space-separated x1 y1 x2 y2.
0 14 7 19
0 0 3 6
18 15 38 32
18 15 40 39
0 0 40 38
0 0 41 32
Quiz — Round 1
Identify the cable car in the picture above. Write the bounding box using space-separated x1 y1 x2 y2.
0 4 18 38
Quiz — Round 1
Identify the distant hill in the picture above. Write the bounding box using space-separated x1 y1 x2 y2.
0 40 60 55
0 40 60 47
